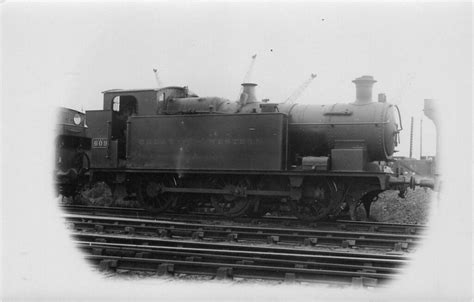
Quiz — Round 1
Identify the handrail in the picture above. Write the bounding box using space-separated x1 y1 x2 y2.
106 120 111 159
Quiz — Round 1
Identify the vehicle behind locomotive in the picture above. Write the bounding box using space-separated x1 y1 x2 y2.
55 107 91 197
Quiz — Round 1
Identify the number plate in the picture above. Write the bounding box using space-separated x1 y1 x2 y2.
92 138 108 148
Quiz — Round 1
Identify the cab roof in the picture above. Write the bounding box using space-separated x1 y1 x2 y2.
102 86 187 94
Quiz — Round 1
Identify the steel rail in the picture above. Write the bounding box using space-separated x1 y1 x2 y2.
73 233 408 286
71 232 409 260
61 204 427 235
65 214 423 251
76 241 407 270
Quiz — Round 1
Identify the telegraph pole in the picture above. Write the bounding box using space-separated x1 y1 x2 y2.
409 116 414 158
419 118 423 159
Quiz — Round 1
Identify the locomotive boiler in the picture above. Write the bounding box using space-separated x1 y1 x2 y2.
279 77 399 164
82 75 425 221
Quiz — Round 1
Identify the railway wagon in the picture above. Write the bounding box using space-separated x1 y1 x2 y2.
85 76 426 221
55 107 91 197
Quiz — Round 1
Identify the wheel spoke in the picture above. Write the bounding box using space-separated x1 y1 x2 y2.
138 176 178 214
210 177 252 217
290 179 340 221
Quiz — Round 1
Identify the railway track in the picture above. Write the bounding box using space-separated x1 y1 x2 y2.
66 214 421 251
61 204 147 217
63 205 426 286
61 204 426 236
72 232 409 286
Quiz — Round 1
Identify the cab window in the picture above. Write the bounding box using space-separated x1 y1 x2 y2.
112 96 120 112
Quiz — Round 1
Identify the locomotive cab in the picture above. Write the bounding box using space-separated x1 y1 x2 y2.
86 87 198 168
111 95 137 159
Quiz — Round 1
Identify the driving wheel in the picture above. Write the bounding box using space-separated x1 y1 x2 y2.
210 177 254 217
290 179 340 221
138 175 179 214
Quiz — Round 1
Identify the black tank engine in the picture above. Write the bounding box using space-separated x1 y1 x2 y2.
58 76 429 220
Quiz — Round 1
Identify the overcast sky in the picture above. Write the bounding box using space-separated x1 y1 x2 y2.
3 2 471 157
1 2 472 301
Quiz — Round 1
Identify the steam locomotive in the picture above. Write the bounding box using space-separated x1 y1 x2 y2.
57 75 430 220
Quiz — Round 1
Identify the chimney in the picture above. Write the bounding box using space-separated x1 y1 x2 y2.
352 75 377 104
239 83 258 105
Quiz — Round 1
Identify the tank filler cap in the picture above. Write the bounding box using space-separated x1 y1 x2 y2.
240 83 258 105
